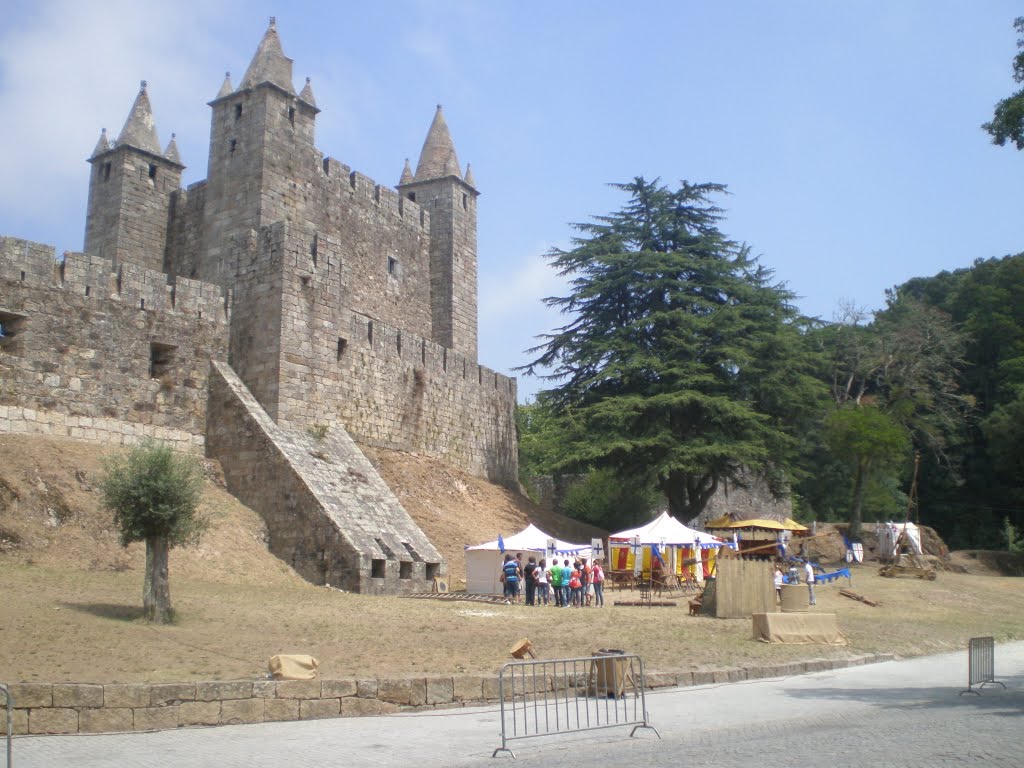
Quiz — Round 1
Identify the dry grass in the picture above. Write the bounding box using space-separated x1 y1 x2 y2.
2 562 1023 684
2 433 1024 686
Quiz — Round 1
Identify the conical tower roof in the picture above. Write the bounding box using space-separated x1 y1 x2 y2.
239 17 295 94
116 81 162 155
90 128 109 159
299 76 316 107
464 163 476 188
399 158 414 186
164 133 182 166
414 104 461 181
216 71 233 99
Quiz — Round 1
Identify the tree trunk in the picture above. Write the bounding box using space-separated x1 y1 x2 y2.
848 458 870 543
661 470 718 521
144 535 172 624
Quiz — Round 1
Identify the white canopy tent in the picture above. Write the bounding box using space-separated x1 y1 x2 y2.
464 524 592 595
609 512 725 580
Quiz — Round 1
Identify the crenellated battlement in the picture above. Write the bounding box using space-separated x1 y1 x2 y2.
0 236 230 324
344 309 516 399
314 156 429 229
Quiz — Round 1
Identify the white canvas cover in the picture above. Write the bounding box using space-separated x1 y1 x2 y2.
876 522 923 557
609 511 723 547
464 524 592 595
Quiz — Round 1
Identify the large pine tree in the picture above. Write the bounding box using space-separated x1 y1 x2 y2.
521 178 824 520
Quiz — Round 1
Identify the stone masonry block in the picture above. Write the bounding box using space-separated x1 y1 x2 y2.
53 683 104 708
674 671 695 687
355 679 378 698
10 709 28 735
643 672 675 689
425 676 454 705
220 698 264 725
8 683 52 708
691 670 716 686
300 698 340 720
178 701 222 726
133 706 179 732
104 684 151 708
80 708 134 733
341 697 381 717
196 681 253 701
275 679 322 699
29 708 79 734
321 679 357 698
452 675 483 702
150 683 196 706
252 680 277 698
264 698 300 722
377 678 426 706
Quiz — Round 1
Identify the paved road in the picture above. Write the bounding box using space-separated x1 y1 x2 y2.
10 643 1024 767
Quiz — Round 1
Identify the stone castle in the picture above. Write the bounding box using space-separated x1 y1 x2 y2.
0 19 519 594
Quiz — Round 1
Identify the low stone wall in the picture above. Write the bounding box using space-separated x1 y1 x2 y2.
3 653 893 735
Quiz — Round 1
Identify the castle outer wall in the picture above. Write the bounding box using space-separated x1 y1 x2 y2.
0 237 228 451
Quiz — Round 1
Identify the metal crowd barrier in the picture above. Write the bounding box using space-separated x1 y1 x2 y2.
492 652 659 758
960 636 1006 695
1 683 12 768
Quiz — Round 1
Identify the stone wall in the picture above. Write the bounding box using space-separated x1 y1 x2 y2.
0 237 229 452
257 222 517 487
206 361 444 593
1 652 892 735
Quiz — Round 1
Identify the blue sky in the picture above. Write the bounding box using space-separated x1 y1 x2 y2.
1 1 1021 401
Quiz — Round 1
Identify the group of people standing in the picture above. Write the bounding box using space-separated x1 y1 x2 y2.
501 553 606 607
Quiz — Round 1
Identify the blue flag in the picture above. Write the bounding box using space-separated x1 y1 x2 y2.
497 534 505 553
651 543 664 567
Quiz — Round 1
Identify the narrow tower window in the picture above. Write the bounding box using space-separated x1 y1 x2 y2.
102 162 112 181
463 193 468 210
288 106 296 126
148 164 157 180
406 192 416 202
387 257 398 277
229 139 237 154
234 103 243 120
336 337 347 360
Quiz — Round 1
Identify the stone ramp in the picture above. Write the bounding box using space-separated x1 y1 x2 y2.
205 360 444 593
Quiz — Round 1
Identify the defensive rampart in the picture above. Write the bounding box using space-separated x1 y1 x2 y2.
0 237 229 452
206 361 443 593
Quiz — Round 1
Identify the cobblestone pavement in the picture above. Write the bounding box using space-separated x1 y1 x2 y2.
10 642 1023 767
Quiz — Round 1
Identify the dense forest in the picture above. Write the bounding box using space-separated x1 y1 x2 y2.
518 179 1024 551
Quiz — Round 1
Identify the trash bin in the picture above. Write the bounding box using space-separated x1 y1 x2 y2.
780 583 809 613
590 649 630 698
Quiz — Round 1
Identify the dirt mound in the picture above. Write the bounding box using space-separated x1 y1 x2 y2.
795 522 951 566
948 550 1024 577
0 434 299 585
361 447 605 586
0 434 601 590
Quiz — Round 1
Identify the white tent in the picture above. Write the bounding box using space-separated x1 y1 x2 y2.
609 512 725 580
464 524 592 595
876 521 923 557
609 511 723 547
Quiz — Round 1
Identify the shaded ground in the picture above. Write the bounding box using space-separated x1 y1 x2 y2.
2 434 1023 685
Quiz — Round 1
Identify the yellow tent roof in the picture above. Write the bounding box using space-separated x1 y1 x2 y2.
705 516 808 532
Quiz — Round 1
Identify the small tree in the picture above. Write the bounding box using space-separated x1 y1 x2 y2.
99 440 206 623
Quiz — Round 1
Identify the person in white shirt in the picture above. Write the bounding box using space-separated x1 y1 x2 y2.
804 560 816 606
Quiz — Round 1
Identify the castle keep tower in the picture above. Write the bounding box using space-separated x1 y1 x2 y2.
41 18 520 594
85 82 183 272
399 106 480 362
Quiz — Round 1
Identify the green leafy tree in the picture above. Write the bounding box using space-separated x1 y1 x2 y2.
520 177 825 520
98 440 207 623
823 406 910 541
983 17 1024 150
560 468 661 530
